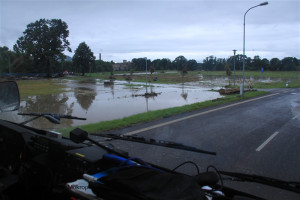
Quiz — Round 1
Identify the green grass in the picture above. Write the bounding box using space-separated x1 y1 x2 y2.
80 71 199 84
16 79 67 99
73 70 300 87
254 80 300 88
58 90 268 137
200 70 300 78
200 70 300 88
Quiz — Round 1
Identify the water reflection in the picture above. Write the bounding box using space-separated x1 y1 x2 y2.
146 97 149 112
181 83 188 101
0 79 224 130
145 87 157 112
18 93 74 129
1 75 293 131
110 85 115 99
74 87 97 111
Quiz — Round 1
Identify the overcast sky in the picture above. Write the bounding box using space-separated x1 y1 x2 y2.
1 0 299 62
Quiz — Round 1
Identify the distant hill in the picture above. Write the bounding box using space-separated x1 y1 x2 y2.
65 55 72 61
57 55 72 62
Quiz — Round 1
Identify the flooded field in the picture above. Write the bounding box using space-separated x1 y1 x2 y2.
1 79 223 130
198 74 283 86
0 74 284 130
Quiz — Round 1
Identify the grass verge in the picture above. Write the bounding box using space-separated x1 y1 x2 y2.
58 90 268 137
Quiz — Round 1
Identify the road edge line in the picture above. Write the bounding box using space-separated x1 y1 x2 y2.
123 93 280 136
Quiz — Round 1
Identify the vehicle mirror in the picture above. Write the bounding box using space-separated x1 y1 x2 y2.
0 81 20 112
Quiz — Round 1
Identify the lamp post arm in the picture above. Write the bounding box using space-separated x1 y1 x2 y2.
242 2 268 96
244 5 261 24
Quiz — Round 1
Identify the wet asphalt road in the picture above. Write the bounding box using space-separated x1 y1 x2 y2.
100 88 300 199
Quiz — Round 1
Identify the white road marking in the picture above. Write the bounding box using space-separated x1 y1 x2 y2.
123 93 280 136
256 131 279 152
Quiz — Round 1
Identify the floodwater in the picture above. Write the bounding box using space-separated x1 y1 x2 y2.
0 79 223 130
0 75 281 130
198 74 283 87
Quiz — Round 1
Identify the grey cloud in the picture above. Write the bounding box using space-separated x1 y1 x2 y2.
0 0 299 62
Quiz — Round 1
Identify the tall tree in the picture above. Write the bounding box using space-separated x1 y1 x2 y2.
234 54 244 70
13 19 71 77
173 55 187 71
160 58 172 71
202 56 216 71
250 55 266 71
72 42 95 76
281 57 297 71
215 58 225 71
0 46 10 73
131 58 150 71
95 60 113 72
261 58 270 70
186 59 198 71
269 58 281 71
152 59 161 70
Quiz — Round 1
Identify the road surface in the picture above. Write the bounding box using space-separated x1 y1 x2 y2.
99 88 300 199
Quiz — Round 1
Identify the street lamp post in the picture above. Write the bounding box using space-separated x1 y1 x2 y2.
145 57 148 94
241 1 268 96
232 49 237 86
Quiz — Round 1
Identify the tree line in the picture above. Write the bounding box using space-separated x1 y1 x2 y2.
202 55 299 71
129 55 300 72
130 56 198 72
0 18 299 77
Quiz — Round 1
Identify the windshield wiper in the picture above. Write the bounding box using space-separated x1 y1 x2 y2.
18 112 86 125
219 171 300 194
90 132 216 155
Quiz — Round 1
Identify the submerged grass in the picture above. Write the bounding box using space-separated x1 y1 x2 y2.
200 70 300 78
75 70 300 87
82 71 199 84
16 79 67 99
200 70 300 88
58 90 268 137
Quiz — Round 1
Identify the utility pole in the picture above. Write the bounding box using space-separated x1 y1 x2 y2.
145 57 148 94
233 49 237 86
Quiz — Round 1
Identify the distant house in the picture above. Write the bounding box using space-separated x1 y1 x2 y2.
113 60 131 71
